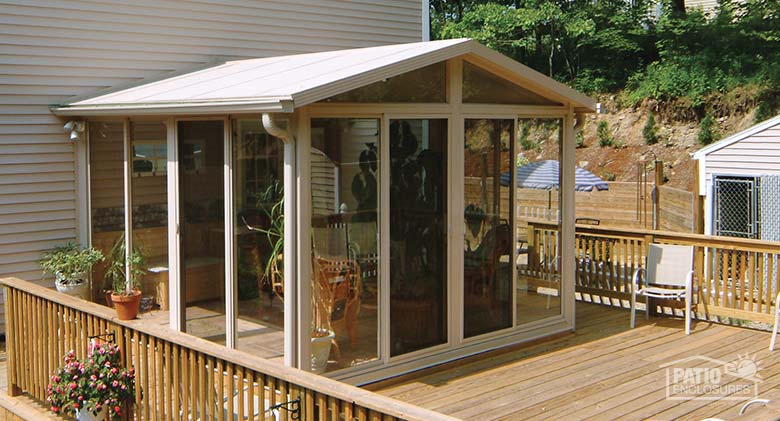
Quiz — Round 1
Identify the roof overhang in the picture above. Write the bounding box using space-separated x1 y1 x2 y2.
51 39 596 116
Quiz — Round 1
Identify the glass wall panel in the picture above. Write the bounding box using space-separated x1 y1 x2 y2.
178 120 226 343
463 62 559 105
310 118 380 373
130 121 168 313
389 119 448 356
324 63 446 103
89 121 125 303
516 118 562 325
463 119 514 337
232 119 286 359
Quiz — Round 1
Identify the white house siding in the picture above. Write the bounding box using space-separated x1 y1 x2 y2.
0 0 423 331
703 121 780 192
686 0 719 13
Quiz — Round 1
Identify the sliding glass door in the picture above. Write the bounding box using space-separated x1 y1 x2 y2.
310 118 380 373
389 119 448 356
463 119 514 338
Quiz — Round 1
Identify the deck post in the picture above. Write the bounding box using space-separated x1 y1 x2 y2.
561 110 576 330
4 287 20 397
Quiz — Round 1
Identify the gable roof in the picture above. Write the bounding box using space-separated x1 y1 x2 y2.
51 39 596 116
692 114 780 159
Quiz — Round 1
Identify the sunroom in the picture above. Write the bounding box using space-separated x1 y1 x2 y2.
52 38 596 384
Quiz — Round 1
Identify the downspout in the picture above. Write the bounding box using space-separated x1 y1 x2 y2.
262 113 293 144
261 113 297 367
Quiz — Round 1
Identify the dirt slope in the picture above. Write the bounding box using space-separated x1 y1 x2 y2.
524 98 763 192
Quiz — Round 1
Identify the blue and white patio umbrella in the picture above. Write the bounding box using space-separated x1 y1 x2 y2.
500 160 608 211
499 159 609 192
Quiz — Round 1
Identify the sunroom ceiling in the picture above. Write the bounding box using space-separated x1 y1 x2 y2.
51 39 596 115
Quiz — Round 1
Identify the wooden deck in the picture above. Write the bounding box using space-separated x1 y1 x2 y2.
373 303 780 420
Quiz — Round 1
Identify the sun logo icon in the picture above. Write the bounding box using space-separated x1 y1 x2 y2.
725 354 762 381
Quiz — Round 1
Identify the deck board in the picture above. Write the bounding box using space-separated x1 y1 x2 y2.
375 303 780 420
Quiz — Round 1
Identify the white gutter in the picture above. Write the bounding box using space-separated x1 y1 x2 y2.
51 98 294 116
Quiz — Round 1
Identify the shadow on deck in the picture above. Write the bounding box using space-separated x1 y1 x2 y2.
371 302 780 420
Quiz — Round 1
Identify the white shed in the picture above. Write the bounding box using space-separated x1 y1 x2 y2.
692 115 780 240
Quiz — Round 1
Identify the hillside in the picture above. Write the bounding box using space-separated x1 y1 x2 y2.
524 98 764 193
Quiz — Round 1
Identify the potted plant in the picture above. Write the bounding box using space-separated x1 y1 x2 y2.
47 342 136 420
104 234 146 320
255 184 336 372
41 242 104 300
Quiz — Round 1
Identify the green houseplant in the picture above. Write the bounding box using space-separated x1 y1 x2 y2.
47 342 136 420
104 234 146 320
254 183 336 372
41 242 104 300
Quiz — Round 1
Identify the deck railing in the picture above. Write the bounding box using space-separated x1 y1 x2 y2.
1 277 456 421
527 220 780 324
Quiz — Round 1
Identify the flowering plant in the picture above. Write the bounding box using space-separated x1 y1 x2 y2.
47 342 135 419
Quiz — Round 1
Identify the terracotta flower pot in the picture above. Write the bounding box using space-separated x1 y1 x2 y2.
111 290 142 320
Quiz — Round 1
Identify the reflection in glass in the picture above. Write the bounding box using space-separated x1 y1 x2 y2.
88 121 125 302
324 63 446 103
389 119 448 356
463 61 559 105
516 119 562 325
463 119 514 337
233 119 286 359
310 118 380 372
178 120 226 343
130 121 168 313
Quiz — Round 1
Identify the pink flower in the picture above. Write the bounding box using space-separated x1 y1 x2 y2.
69 383 77 390
112 381 119 387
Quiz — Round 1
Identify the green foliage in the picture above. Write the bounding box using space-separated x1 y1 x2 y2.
518 122 539 151
643 112 659 144
104 234 146 294
602 171 617 181
253 182 284 285
597 121 613 147
575 131 585 148
698 113 719 145
40 242 104 285
432 0 780 110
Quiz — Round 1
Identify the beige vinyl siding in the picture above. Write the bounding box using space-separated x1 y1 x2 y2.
685 0 719 13
0 0 423 331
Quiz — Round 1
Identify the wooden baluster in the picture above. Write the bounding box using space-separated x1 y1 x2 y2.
173 344 180 421
356 405 367 421
216 358 224 421
767 256 776 314
206 356 215 421
731 250 738 308
279 380 288 421
195 352 204 420
317 392 327 420
328 395 337 421
246 370 255 421
259 373 268 421
748 252 756 312
739 251 747 310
